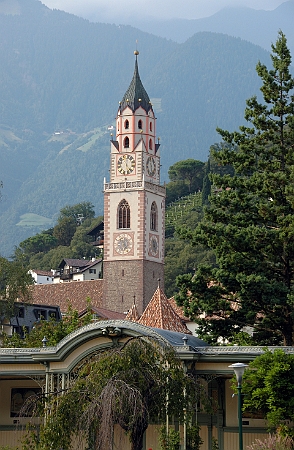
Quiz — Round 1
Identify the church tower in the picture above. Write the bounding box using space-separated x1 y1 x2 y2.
103 51 165 315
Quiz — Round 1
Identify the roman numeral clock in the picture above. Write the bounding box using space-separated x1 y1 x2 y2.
117 154 136 175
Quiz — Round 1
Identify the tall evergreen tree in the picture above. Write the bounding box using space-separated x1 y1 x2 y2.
176 32 294 345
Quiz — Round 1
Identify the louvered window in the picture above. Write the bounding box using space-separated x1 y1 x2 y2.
150 201 158 231
118 200 130 228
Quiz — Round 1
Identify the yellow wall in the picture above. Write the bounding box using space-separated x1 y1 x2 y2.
225 379 267 428
0 363 43 372
0 430 25 449
49 336 111 371
224 432 269 449
0 379 41 426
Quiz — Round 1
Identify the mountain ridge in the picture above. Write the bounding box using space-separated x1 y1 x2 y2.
121 1 294 55
0 0 277 257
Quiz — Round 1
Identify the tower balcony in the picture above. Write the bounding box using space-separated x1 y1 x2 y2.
104 180 166 195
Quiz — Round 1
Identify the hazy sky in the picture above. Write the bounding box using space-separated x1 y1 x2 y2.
41 0 286 22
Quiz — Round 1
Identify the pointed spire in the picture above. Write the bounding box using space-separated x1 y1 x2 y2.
125 295 140 322
138 286 192 334
120 51 152 113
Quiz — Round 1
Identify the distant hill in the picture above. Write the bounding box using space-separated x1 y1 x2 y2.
129 1 294 55
0 0 273 256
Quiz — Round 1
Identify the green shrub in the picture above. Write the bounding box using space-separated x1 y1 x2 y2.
212 437 219 450
159 426 180 450
187 424 203 450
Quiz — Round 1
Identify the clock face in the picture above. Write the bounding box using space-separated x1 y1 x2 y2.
149 235 159 257
146 156 156 177
114 233 133 255
117 154 135 175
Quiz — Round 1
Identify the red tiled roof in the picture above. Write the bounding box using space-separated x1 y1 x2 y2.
125 303 140 321
138 286 192 334
31 279 104 314
168 297 190 322
78 306 125 320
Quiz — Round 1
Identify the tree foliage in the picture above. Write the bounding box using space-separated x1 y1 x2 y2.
13 204 102 270
176 32 294 345
2 302 92 348
165 239 215 299
53 216 77 246
166 159 205 204
164 192 216 298
201 144 235 205
0 257 33 319
14 229 57 265
22 338 205 450
237 350 294 434
168 159 204 191
58 202 95 224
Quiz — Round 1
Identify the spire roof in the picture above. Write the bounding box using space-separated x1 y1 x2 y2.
138 286 192 334
120 53 152 113
125 299 140 322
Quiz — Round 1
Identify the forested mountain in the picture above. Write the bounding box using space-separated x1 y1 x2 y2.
0 0 273 256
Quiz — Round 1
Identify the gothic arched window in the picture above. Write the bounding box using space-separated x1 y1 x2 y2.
149 139 153 150
124 137 129 148
150 122 152 132
124 119 129 129
138 120 142 129
118 199 130 229
150 201 158 231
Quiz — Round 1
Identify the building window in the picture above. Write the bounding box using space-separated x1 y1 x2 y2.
138 119 142 129
39 310 47 320
17 307 25 318
11 388 42 417
118 199 130 228
124 119 129 129
150 122 153 132
89 269 96 274
117 121 120 131
34 309 47 320
149 139 153 150
124 136 129 148
150 201 158 231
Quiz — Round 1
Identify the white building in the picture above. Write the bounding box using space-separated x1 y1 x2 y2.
29 269 54 284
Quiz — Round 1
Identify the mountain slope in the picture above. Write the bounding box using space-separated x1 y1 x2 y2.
0 0 273 256
148 32 271 165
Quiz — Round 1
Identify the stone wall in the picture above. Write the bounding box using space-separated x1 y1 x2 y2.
103 260 164 315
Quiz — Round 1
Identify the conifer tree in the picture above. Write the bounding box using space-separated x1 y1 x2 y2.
176 32 294 345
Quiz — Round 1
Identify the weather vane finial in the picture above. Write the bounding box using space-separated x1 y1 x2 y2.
134 39 139 56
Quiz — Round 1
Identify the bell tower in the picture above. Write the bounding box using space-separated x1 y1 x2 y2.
103 51 165 315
